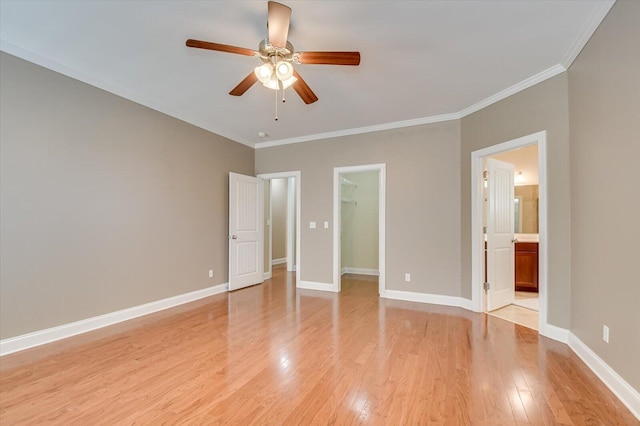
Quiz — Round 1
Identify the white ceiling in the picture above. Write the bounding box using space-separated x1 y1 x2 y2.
0 1 613 148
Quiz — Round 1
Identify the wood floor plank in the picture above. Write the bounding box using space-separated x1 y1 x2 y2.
1 266 637 425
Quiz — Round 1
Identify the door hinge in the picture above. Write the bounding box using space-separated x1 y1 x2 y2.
483 170 489 179
483 226 488 234
483 282 490 291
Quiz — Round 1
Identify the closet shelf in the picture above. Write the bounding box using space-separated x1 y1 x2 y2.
340 177 357 188
341 197 357 204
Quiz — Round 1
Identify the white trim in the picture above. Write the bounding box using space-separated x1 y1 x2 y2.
298 280 336 292
271 257 287 265
255 114 460 149
263 272 272 280
569 333 640 420
459 298 474 311
333 164 386 295
471 131 550 335
0 40 253 148
257 171 301 290
382 290 466 309
341 267 379 276
0 283 228 356
561 1 616 68
458 65 566 118
286 177 295 272
541 323 570 344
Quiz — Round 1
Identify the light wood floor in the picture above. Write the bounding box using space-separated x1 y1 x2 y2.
1 266 636 424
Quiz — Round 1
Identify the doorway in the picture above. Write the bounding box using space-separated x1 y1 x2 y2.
257 171 301 289
471 131 549 335
333 164 386 295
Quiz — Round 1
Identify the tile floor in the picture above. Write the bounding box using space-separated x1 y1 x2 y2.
489 291 539 330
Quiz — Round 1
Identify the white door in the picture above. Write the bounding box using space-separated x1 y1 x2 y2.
486 158 515 311
229 172 264 291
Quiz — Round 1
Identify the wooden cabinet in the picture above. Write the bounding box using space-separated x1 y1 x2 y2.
515 242 538 292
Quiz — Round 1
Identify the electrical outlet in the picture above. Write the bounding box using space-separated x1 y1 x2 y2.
405 273 411 282
209 270 214 278
603 325 609 343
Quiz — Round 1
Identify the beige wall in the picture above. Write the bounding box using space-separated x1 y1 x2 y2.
270 178 288 261
568 1 640 391
0 53 254 339
256 121 461 294
461 73 571 328
340 171 379 271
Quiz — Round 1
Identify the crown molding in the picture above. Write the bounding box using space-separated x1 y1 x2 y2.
254 113 461 149
0 40 254 148
458 64 567 118
561 0 616 69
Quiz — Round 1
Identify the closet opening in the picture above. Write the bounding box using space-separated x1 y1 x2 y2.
333 164 386 295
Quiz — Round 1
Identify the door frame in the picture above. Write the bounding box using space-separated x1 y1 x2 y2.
471 131 548 334
257 171 301 289
332 163 386 295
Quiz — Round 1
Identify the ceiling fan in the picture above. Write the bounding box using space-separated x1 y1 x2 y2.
186 1 360 106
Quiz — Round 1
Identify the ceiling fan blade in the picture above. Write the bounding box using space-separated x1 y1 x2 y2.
291 70 318 104
267 1 291 48
186 39 256 56
229 72 259 96
296 51 361 66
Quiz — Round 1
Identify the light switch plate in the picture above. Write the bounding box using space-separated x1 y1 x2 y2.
310 221 316 229
208 270 214 278
324 221 329 229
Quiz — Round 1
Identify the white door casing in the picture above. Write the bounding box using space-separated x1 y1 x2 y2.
333 164 386 295
486 158 515 311
228 172 264 291
257 171 302 289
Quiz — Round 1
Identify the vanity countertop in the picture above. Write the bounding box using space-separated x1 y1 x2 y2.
515 233 539 243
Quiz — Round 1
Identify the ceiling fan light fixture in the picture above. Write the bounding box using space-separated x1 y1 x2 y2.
254 63 274 84
280 75 297 89
262 74 281 90
275 60 294 81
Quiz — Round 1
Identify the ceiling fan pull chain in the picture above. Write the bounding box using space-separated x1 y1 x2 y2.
274 85 279 121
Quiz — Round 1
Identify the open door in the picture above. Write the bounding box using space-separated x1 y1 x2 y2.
486 158 515 311
229 172 264 291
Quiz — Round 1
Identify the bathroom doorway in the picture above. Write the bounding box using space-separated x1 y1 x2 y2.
471 131 550 336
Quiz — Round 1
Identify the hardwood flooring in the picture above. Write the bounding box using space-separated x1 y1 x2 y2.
1 266 637 424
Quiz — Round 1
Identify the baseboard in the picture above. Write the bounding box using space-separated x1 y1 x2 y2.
459 297 474 311
382 289 466 308
0 283 229 356
541 323 570 344
568 333 640 420
298 280 336 292
271 258 286 265
263 272 272 280
341 267 379 276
